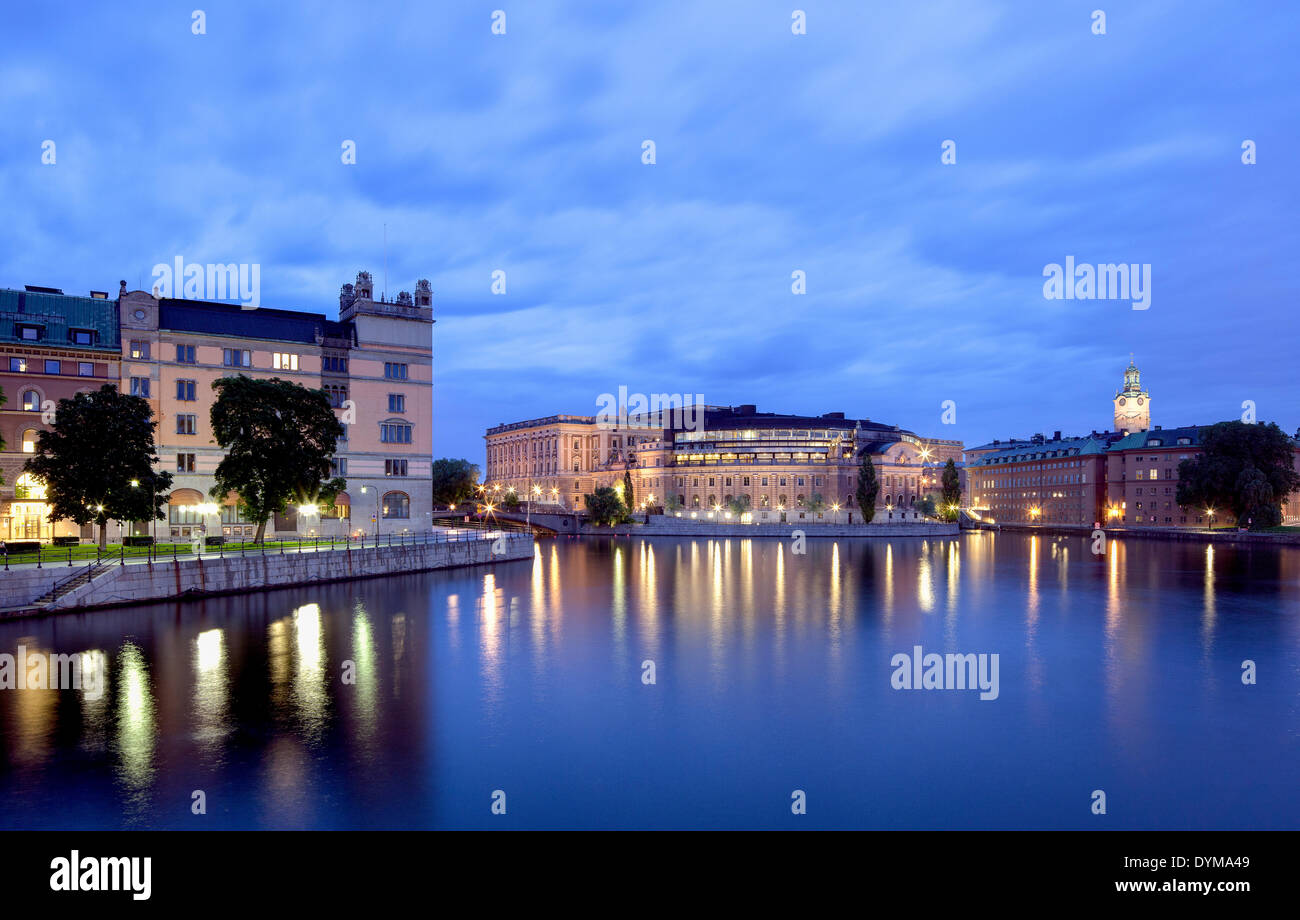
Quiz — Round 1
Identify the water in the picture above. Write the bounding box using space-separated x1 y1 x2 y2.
0 533 1296 829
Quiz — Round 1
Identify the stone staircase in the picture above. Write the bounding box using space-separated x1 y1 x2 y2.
30 559 119 608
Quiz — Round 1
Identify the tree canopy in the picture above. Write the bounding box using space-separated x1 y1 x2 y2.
209 376 346 542
1176 421 1300 529
585 486 629 526
22 384 172 547
431 458 480 507
856 450 879 522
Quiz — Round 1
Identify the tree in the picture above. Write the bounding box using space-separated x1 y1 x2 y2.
0 386 6 485
941 459 962 515
585 486 629 526
622 470 635 511
915 495 938 517
22 385 172 548
803 492 827 515
502 490 521 511
725 494 751 516
1176 421 1300 530
431 458 480 508
664 494 684 514
209 376 346 543
856 450 879 523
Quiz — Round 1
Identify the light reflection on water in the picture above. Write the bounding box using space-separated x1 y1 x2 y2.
0 533 1297 830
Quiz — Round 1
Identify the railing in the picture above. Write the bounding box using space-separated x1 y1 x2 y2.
1 528 519 571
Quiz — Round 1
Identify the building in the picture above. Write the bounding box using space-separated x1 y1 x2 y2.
1 285 121 540
1113 356 1151 434
966 359 1300 527
965 432 1112 525
484 404 963 521
1 271 433 542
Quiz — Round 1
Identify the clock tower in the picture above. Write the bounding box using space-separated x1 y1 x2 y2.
1113 356 1150 434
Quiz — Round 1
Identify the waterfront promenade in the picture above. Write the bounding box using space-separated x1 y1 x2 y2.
0 528 533 618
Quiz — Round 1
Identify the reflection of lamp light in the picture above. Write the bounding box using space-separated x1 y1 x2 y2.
297 503 319 516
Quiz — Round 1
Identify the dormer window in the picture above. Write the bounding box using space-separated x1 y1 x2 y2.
70 328 95 346
17 324 42 341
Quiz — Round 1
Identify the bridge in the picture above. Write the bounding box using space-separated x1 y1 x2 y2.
431 509 584 535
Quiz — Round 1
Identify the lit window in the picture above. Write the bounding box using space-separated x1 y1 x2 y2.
381 492 410 519
273 353 299 371
21 429 38 452
21 390 40 411
129 340 150 359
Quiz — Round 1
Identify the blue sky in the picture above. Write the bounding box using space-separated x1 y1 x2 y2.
4 1 1298 462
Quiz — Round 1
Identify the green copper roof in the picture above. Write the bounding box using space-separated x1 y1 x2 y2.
0 288 120 352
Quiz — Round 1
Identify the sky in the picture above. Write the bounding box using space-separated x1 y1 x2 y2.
3 0 1298 463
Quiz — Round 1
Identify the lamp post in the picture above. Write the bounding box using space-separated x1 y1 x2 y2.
359 486 380 541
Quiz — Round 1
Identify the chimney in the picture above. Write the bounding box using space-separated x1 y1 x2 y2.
1053 430 1061 440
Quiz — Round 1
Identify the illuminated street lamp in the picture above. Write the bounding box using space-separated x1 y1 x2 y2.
1029 506 1042 523
1206 507 1215 529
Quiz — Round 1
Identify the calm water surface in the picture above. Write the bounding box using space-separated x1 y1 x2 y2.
1 533 1297 829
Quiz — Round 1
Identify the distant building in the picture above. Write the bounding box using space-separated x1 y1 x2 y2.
966 360 1300 527
484 404 963 521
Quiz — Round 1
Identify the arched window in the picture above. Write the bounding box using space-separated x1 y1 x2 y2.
778 494 787 507
21 429 38 453
691 495 700 507
382 491 409 519
708 494 717 507
21 390 40 412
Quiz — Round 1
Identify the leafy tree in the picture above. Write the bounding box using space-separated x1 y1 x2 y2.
941 458 962 513
209 376 345 543
585 486 629 526
22 384 172 548
664 494 684 514
622 470 635 511
1176 421 1300 529
856 451 879 522
502 490 521 511
803 492 827 515
725 494 751 516
431 458 480 508
915 495 938 517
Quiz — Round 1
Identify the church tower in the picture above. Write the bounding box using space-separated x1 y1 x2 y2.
1113 356 1151 434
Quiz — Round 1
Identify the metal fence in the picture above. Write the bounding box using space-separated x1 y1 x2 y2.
2 528 516 571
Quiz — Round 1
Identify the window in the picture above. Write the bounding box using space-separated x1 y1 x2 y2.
9 357 26 372
176 344 196 364
71 329 94 346
330 458 347 477
223 348 251 367
44 359 61 375
323 355 348 373
176 414 197 435
21 390 40 412
325 384 348 408
384 362 408 380
272 352 299 371
18 325 41 341
381 423 413 444
388 394 405 413
176 453 196 473
129 340 150 359
22 429 38 452
176 379 197 401
381 491 410 519
220 504 248 524
78 362 94 377
385 458 409 476
130 377 150 397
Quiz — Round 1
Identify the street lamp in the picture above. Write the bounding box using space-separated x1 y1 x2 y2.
359 486 380 540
